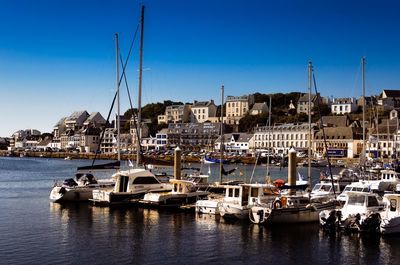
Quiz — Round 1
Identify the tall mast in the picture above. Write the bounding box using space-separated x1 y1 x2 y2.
115 33 121 161
362 57 366 166
307 61 312 188
266 95 272 177
219 85 224 183
136 5 144 166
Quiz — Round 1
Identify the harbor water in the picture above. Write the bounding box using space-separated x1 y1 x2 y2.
1 157 400 264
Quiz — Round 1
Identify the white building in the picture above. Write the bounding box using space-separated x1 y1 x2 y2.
214 133 254 154
331 97 358 115
253 123 315 155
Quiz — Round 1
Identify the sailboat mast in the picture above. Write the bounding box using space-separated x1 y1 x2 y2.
266 95 272 177
136 5 145 166
362 57 366 165
307 61 312 188
219 85 224 183
116 33 121 161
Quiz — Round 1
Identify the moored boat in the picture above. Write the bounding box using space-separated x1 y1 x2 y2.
380 193 400 234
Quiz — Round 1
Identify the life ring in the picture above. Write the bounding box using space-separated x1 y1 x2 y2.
273 199 283 209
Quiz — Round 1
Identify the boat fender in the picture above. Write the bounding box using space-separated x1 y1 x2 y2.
273 199 282 209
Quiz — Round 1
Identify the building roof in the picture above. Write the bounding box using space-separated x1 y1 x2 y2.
381 89 400 98
314 127 363 140
297 93 319 103
251 102 268 111
318 116 349 127
192 100 215 108
37 139 52 147
215 133 253 143
84 112 106 126
66 111 89 122
54 117 67 127
332 98 355 104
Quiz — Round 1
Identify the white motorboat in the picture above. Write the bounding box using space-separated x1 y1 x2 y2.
310 181 341 202
139 179 208 207
91 168 172 205
368 169 400 193
336 181 371 204
380 193 400 234
249 194 338 224
319 191 384 233
50 172 115 203
217 183 279 220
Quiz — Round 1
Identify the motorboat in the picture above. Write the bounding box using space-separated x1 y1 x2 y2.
217 183 279 220
319 191 384 233
380 193 400 234
139 179 208 207
50 172 115 203
336 182 371 204
91 168 172 205
310 180 341 202
249 194 338 225
368 169 400 193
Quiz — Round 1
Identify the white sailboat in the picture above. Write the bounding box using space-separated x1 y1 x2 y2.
91 6 172 205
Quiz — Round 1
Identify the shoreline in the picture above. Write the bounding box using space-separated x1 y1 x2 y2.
0 150 363 167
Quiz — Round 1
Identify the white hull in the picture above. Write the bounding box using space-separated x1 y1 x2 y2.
381 217 400 235
140 191 209 207
218 203 249 220
195 200 220 215
251 202 337 224
50 186 96 202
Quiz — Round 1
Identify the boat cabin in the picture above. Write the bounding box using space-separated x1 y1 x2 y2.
114 169 162 193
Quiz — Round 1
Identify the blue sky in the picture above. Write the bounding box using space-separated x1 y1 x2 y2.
1 0 400 136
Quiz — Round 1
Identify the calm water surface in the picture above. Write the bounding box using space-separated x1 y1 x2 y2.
0 157 399 264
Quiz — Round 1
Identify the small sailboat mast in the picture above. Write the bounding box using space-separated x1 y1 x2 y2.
362 57 366 167
115 33 121 162
136 5 145 166
307 61 312 189
219 85 224 183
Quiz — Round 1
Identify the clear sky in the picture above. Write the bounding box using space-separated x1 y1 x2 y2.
1 0 400 137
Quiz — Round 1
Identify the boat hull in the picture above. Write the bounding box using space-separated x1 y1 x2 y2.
381 217 400 235
50 186 94 203
251 202 337 225
195 200 220 215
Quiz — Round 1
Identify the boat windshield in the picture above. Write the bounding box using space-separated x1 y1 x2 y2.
348 195 366 206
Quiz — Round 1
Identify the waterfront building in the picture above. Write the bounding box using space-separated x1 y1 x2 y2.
253 123 315 155
191 100 217 123
318 115 350 128
368 118 398 158
155 128 168 150
225 94 255 125
141 136 157 150
36 139 52 151
157 123 222 151
9 129 41 150
80 127 101 153
313 127 363 159
214 133 253 154
331 97 358 115
100 128 115 154
64 111 90 132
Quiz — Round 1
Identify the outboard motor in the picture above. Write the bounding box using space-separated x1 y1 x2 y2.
63 178 78 187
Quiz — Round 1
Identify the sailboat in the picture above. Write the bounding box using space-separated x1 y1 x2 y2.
91 6 172 205
248 62 338 224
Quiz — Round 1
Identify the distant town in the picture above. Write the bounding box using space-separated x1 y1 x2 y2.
1 89 399 160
